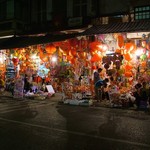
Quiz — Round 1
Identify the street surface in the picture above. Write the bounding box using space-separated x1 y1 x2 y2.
0 93 150 150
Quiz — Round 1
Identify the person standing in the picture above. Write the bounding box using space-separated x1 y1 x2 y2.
93 68 103 100
133 83 142 110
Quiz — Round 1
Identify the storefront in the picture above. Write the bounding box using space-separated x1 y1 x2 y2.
0 20 150 107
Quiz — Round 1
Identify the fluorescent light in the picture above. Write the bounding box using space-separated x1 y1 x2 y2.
0 35 14 39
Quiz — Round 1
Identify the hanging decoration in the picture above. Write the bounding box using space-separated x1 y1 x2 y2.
45 44 56 54
117 35 124 48
69 38 79 49
12 57 19 66
123 53 132 61
37 64 50 78
91 53 102 62
124 42 136 53
124 71 133 78
80 37 88 50
89 41 102 52
124 64 133 71
1 31 150 105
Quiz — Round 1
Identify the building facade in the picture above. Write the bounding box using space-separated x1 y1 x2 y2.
0 0 149 37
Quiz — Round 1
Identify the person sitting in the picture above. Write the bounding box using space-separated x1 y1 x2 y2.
24 79 32 93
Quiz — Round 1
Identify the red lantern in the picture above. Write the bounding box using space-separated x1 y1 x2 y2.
146 43 150 50
118 35 124 48
92 66 96 70
115 49 121 53
59 41 71 50
45 76 51 83
89 41 101 52
53 42 61 47
12 58 19 66
125 43 136 53
41 55 49 62
64 49 69 55
124 71 133 78
91 54 102 62
85 61 89 67
67 55 72 61
70 58 75 64
82 38 88 49
141 61 146 67
124 64 133 70
45 44 56 54
79 52 85 59
124 53 131 61
69 38 79 48
70 48 77 56
25 54 30 59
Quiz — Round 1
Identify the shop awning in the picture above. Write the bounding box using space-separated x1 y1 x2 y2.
1 20 150 49
81 20 150 36
0 33 81 49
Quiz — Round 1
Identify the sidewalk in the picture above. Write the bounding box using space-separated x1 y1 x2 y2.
0 92 150 114
0 91 13 99
55 93 150 114
0 91 62 101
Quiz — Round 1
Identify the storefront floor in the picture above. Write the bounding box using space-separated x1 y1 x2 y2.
0 91 149 113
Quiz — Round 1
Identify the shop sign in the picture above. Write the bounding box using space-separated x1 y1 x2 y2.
68 17 82 27
127 32 150 39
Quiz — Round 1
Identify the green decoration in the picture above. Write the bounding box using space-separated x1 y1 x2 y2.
140 54 147 61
